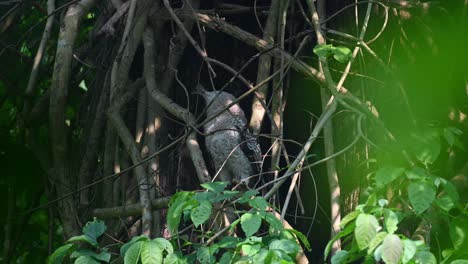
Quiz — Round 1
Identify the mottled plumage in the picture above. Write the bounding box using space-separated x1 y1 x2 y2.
198 85 262 185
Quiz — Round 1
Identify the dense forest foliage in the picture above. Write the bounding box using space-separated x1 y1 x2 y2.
0 0 466 263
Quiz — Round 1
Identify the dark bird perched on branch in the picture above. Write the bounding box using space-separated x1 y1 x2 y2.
197 85 262 186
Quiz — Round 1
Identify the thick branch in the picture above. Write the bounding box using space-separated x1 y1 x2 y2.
142 27 211 184
48 0 95 238
93 196 171 219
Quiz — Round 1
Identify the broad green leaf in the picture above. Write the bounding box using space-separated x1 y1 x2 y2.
332 46 352 63
164 252 188 264
413 251 436 264
124 241 143 264
444 181 460 201
384 209 399 234
241 213 262 237
153 238 173 254
252 249 269 262
340 211 361 228
218 236 240 248
408 181 436 215
411 129 440 166
218 252 234 264
120 236 149 256
269 239 300 256
190 200 212 227
375 166 405 187
67 235 97 247
331 250 349 264
70 249 111 262
313 44 334 58
236 190 259 203
248 196 269 211
82 218 106 241
405 167 428 180
355 214 380 250
141 240 163 264
450 218 468 250
402 240 417 264
196 246 217 264
374 245 383 262
436 193 456 211
444 128 455 145
200 182 228 193
284 229 311 251
74 255 100 264
379 199 389 208
48 244 75 264
381 234 402 264
368 232 388 255
241 243 261 256
167 192 194 234
324 222 355 260
260 211 283 231
451 260 468 264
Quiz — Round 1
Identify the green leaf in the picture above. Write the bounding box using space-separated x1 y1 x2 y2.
124 241 143 264
269 239 300 256
324 222 355 260
120 236 149 256
411 129 441 166
200 182 228 193
408 181 436 215
384 209 399 234
153 238 173 254
164 252 188 264
355 213 380 250
436 193 456 211
450 218 468 250
218 236 240 248
236 190 259 203
284 229 311 251
70 249 111 262
241 213 262 237
331 250 349 264
241 243 262 256
313 44 334 58
260 212 283 231
381 234 402 264
141 240 163 264
451 260 468 264
218 252 234 264
48 244 75 264
82 218 106 241
196 246 217 264
190 200 212 227
167 192 193 235
332 46 352 63
74 256 100 264
368 232 388 255
248 196 269 211
444 128 455 146
375 166 405 187
405 167 428 180
413 251 437 264
340 211 361 228
402 239 417 264
67 235 97 247
374 245 383 262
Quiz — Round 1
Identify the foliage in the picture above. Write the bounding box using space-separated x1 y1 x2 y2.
49 183 309 263
326 127 468 263
48 218 111 264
